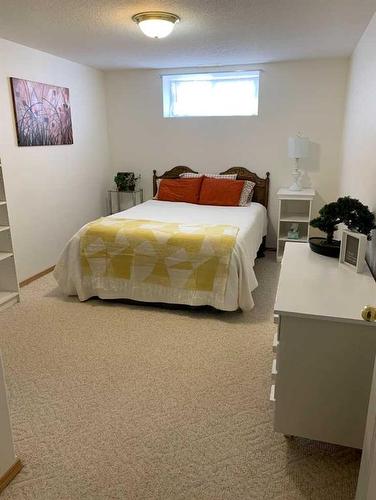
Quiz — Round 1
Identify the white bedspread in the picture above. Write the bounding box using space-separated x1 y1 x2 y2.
54 200 267 311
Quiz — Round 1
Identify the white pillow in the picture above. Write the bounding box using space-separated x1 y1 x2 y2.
239 180 256 206
179 172 237 180
153 178 162 199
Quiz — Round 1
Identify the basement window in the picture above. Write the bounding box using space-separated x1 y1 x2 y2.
162 70 260 118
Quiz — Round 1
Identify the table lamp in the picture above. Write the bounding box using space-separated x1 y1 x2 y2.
288 135 309 191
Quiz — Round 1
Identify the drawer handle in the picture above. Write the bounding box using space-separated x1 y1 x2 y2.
362 305 376 322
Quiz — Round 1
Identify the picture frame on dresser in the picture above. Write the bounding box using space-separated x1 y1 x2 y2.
340 229 367 273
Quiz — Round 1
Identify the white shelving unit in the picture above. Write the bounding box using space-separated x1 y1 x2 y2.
0 161 19 312
276 188 315 261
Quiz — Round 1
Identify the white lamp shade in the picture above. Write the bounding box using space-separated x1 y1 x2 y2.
288 136 309 159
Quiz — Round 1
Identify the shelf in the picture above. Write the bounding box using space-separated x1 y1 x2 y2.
0 160 19 312
280 215 310 223
0 291 19 308
277 188 315 200
279 236 308 243
0 252 13 262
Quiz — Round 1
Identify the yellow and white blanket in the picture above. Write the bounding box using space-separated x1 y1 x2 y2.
80 218 238 298
54 200 267 310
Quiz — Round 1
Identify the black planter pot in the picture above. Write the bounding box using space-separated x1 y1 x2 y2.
309 237 341 258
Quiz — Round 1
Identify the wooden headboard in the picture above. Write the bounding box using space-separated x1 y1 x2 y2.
152 166 270 209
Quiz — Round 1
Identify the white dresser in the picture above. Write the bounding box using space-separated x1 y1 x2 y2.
272 243 376 449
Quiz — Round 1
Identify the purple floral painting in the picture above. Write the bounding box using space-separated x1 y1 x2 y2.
10 77 73 146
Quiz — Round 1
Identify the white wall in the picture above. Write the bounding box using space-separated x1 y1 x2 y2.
105 59 349 246
0 38 110 281
340 13 376 275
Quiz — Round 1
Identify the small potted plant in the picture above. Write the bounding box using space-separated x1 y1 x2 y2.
309 196 375 257
114 172 136 192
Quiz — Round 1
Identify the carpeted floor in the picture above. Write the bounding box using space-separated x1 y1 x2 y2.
0 252 360 499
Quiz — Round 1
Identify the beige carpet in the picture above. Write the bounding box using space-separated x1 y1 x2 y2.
0 252 360 499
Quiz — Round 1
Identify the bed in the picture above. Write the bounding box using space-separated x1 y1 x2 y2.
54 167 270 311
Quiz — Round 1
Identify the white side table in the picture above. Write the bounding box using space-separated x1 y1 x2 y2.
276 188 315 261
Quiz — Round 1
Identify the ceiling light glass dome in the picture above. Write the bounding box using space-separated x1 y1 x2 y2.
132 12 180 39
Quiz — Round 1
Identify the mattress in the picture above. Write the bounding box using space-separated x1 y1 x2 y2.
54 200 267 311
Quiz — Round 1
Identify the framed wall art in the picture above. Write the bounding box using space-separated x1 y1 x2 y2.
10 77 73 146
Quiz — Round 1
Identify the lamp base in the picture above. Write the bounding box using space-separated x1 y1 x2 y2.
289 163 303 191
289 181 303 192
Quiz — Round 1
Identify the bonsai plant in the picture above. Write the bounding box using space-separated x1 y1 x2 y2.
309 196 375 257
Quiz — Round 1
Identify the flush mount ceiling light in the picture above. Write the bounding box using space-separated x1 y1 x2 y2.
132 11 180 39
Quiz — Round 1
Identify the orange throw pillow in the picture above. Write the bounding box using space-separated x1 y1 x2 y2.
157 178 203 204
199 177 245 206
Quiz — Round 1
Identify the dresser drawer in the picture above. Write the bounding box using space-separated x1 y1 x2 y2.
270 384 276 403
272 331 279 353
271 358 278 378
277 315 283 341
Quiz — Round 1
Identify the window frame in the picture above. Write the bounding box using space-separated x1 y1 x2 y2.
162 70 260 118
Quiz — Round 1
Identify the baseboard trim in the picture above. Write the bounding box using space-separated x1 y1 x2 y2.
20 266 55 287
0 459 22 494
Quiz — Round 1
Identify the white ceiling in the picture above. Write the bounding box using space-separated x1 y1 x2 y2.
0 0 375 70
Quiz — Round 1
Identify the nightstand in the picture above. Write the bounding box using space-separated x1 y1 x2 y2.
276 188 315 261
108 189 144 214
